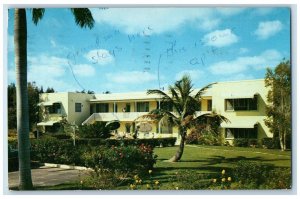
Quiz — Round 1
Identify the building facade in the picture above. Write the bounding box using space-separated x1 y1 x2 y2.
37 79 271 144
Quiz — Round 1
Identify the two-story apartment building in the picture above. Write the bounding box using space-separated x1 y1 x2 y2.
37 79 271 144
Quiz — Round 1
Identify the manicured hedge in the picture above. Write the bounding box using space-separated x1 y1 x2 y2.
66 137 177 147
233 138 258 147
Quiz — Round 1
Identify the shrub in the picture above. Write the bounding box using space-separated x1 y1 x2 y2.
31 136 81 165
261 138 280 149
186 128 221 146
233 138 249 147
261 167 291 189
77 122 112 139
82 169 128 190
170 170 211 190
82 144 157 174
232 160 286 189
233 160 274 189
104 137 176 148
186 131 200 144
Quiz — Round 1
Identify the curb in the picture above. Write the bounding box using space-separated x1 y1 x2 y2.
43 163 93 171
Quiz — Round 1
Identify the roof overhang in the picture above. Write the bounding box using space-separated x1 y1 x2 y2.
224 92 259 99
38 101 61 106
37 121 59 126
221 120 258 129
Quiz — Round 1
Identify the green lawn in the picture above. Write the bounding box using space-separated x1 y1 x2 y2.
35 145 292 190
150 145 291 189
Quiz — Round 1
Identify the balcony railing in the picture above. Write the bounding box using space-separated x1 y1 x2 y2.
82 112 149 124
82 110 212 125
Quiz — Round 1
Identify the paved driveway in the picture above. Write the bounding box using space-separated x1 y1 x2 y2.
8 166 87 189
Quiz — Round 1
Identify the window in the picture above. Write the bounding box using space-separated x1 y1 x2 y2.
137 102 149 112
48 103 61 114
207 100 212 111
125 103 131 112
160 122 173 134
225 128 258 139
90 104 95 115
75 103 82 112
225 96 257 111
96 103 109 112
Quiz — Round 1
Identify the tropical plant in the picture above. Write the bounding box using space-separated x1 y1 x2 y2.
264 60 291 151
143 75 228 162
14 8 94 190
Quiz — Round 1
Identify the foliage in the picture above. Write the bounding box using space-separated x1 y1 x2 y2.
7 82 44 130
232 160 275 189
77 122 112 139
144 75 227 161
265 60 291 151
30 136 81 165
261 138 280 149
233 138 250 147
209 169 233 190
186 126 222 146
261 167 291 189
104 137 176 147
82 144 157 174
81 169 127 190
170 170 211 190
128 171 161 190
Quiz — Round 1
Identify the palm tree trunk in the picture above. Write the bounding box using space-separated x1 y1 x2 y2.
169 128 186 162
15 8 33 190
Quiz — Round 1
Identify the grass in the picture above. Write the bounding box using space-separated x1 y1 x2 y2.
29 145 291 190
151 145 291 189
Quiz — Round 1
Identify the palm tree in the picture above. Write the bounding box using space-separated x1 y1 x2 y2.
145 75 228 162
14 8 94 190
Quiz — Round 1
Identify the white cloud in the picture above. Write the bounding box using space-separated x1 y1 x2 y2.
91 8 246 34
73 64 95 77
254 20 283 40
25 54 83 91
175 69 204 82
84 49 114 65
202 29 238 47
106 71 156 84
221 73 255 81
253 8 275 16
239 47 249 54
209 49 282 75
50 39 56 48
215 8 246 16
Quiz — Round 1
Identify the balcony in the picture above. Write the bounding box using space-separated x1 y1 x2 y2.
82 112 149 124
83 111 212 125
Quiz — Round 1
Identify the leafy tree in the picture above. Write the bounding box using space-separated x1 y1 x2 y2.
27 82 40 130
8 82 41 130
45 87 55 93
144 75 228 162
14 8 94 190
77 122 113 139
7 83 17 129
264 60 291 151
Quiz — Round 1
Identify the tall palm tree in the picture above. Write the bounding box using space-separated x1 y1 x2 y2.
145 75 228 162
14 8 94 190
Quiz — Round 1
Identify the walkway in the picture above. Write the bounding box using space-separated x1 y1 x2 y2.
8 166 87 189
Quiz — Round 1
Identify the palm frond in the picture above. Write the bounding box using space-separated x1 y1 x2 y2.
32 8 45 25
194 82 216 99
70 8 94 29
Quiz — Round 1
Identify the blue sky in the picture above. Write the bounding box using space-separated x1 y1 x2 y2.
7 7 291 93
